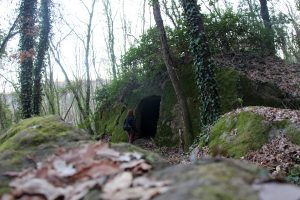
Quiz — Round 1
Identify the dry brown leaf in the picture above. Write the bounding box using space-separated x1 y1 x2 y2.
132 176 171 188
101 186 169 200
11 178 67 200
3 141 170 200
53 159 76 177
0 194 14 200
96 147 120 159
103 172 133 194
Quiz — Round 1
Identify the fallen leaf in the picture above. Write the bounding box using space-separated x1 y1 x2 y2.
101 186 169 200
10 178 67 200
53 159 76 177
103 172 133 193
133 176 171 188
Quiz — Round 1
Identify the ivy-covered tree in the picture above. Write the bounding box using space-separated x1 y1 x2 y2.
19 0 37 118
180 0 220 127
33 0 51 115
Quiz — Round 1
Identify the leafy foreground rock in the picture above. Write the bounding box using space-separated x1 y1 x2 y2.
1 115 300 200
2 142 300 200
0 116 91 193
152 159 300 200
1 142 171 200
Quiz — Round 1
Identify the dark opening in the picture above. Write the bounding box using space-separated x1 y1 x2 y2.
135 95 161 139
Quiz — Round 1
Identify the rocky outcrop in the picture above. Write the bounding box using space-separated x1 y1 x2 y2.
94 62 300 147
207 107 300 158
0 116 91 193
0 116 169 194
153 159 300 200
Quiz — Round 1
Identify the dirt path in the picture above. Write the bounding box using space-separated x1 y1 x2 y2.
133 139 190 165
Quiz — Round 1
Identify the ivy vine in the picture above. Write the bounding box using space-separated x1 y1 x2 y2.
180 0 220 126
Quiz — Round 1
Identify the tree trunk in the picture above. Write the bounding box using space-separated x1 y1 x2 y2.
152 0 193 151
50 47 86 120
103 0 117 79
259 0 276 55
33 0 51 115
19 0 38 118
83 0 96 135
180 0 220 127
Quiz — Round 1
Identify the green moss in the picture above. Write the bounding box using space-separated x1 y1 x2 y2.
273 120 290 129
286 165 300 185
0 187 10 195
0 116 90 194
285 125 300 145
216 68 241 113
155 80 177 146
239 75 286 107
156 63 201 145
95 102 127 143
208 112 271 158
0 116 74 152
190 161 260 200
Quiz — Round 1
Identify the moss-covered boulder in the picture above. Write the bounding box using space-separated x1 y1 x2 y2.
207 108 300 158
152 159 300 200
0 115 91 193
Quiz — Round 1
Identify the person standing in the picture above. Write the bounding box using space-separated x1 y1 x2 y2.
123 109 136 143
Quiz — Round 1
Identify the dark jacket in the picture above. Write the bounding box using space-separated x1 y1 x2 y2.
123 116 136 131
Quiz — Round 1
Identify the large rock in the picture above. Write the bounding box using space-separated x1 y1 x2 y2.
0 115 91 193
207 108 300 158
152 159 300 200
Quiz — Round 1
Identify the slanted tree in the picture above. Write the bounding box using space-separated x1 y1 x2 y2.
180 0 220 127
19 0 37 118
152 0 193 151
33 0 51 115
259 0 276 55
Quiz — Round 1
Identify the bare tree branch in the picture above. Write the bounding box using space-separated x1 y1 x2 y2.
0 14 20 56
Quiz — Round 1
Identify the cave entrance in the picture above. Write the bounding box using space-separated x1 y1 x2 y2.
135 95 161 139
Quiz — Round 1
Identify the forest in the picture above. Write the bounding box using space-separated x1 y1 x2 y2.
1 0 300 199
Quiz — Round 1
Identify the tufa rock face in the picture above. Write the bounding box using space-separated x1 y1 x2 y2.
94 65 300 146
0 115 91 193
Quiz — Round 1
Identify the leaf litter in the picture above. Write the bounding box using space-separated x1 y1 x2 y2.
223 106 300 182
244 135 300 179
1 142 170 200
